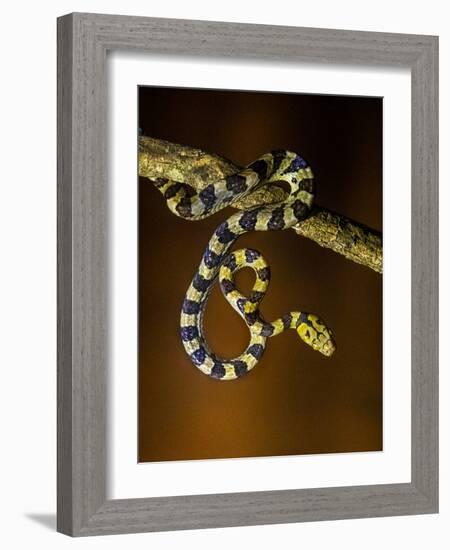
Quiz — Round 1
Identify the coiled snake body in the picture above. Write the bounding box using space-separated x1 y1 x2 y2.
153 150 336 380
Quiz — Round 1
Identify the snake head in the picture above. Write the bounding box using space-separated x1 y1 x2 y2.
296 313 336 357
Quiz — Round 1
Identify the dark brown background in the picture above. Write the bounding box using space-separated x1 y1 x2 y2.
138 87 382 462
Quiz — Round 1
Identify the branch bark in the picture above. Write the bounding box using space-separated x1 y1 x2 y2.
139 136 382 274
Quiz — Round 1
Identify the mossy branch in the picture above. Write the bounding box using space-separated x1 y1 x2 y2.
139 136 382 274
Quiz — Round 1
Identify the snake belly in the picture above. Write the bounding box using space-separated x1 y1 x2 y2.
152 149 336 380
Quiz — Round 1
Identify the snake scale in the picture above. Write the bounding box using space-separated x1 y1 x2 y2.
152 149 336 380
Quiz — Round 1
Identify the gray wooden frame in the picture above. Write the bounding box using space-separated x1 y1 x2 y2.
57 12 438 537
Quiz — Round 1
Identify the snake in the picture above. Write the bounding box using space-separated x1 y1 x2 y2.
152 149 336 380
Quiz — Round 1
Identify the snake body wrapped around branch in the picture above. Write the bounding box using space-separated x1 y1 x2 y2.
152 150 336 380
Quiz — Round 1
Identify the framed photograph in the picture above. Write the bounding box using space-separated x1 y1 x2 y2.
57 13 438 536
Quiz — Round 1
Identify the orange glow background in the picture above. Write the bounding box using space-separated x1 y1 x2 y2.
138 87 382 462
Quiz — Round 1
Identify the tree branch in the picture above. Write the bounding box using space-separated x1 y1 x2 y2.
139 136 382 274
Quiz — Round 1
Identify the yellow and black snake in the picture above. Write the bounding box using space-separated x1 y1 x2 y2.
152 149 336 380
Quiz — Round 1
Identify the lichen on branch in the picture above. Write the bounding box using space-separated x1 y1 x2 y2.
139 136 382 274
